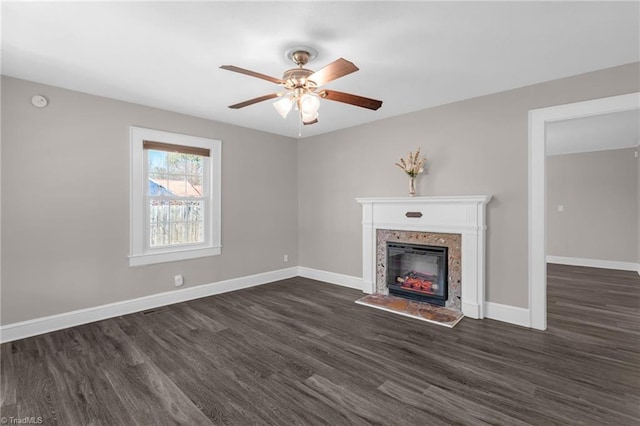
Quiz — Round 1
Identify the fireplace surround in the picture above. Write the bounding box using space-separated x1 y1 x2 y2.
356 196 491 319
377 229 461 311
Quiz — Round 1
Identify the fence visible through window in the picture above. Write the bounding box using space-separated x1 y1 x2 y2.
146 147 207 247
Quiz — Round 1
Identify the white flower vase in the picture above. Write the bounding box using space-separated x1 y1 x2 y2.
409 176 416 197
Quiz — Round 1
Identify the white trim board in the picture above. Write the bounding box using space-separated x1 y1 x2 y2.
528 92 640 331
298 266 530 328
484 302 531 328
0 267 298 343
297 266 364 290
547 256 640 273
1 265 537 343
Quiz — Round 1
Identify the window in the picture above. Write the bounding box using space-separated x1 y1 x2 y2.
130 127 221 266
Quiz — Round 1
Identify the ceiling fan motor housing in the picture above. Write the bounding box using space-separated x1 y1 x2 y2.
282 68 316 91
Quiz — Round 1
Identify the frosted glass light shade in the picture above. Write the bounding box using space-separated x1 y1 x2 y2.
300 94 320 115
301 110 319 124
273 96 294 118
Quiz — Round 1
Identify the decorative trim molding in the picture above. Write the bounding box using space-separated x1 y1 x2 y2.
485 302 531 328
297 266 364 290
0 267 298 343
528 92 640 331
547 256 640 272
355 196 492 204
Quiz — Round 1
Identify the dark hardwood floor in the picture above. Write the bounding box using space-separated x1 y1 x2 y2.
1 264 639 425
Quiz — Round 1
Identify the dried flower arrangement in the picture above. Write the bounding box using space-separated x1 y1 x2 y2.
395 148 426 178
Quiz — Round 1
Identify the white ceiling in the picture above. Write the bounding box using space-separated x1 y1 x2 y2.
2 1 639 139
546 109 640 156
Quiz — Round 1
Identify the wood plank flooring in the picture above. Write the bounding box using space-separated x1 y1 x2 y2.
1 264 639 425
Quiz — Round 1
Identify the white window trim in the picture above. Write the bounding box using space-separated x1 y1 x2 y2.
129 126 221 266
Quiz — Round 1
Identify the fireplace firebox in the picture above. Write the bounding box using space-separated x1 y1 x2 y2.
386 242 448 306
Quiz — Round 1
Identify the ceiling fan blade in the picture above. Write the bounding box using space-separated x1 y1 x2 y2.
319 90 383 111
308 58 359 86
220 65 284 85
228 93 280 109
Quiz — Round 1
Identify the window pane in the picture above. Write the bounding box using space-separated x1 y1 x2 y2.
148 150 167 173
187 175 203 195
149 200 169 224
186 200 203 221
164 175 185 196
170 222 203 245
148 175 172 196
169 200 204 222
149 200 204 247
185 155 203 176
147 150 205 198
166 153 186 175
150 223 169 247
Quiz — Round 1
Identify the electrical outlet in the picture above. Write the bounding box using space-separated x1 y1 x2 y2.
174 275 184 287
557 205 564 212
284 254 289 262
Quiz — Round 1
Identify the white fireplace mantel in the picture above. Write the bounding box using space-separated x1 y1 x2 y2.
356 195 492 319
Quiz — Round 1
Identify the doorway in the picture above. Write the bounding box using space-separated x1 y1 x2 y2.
528 92 639 330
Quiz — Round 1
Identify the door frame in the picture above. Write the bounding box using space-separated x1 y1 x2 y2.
528 92 640 330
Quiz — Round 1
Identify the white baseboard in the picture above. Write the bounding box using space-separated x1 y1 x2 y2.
461 301 481 319
546 255 640 273
0 267 298 343
298 266 532 328
0 265 536 342
297 266 364 291
485 302 531 328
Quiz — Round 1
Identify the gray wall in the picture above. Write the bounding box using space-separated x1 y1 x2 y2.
547 148 638 262
3 64 639 324
1 76 299 324
298 63 640 308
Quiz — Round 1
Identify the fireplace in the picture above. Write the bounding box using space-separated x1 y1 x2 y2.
386 242 448 306
357 196 491 318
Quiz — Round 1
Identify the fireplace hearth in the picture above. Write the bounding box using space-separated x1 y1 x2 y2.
386 242 448 306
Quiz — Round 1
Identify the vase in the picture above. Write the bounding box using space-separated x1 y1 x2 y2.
408 176 416 197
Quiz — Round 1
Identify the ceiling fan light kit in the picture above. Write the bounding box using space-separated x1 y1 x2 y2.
220 46 382 132
273 94 294 119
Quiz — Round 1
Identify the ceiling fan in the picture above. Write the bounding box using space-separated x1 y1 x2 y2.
220 47 383 127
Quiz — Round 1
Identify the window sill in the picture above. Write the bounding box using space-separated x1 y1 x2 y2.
129 246 221 267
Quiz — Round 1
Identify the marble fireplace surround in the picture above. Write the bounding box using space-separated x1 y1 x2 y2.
356 196 492 319
376 230 462 312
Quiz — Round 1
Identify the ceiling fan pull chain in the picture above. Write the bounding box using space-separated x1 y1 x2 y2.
298 112 302 137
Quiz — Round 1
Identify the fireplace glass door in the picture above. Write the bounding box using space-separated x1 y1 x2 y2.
386 242 448 305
